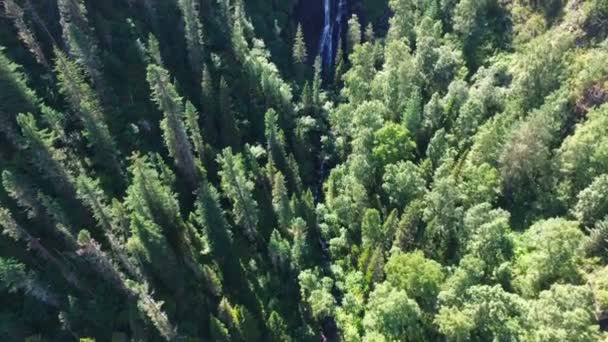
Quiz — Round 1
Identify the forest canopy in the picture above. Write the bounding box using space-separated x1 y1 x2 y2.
1 0 608 341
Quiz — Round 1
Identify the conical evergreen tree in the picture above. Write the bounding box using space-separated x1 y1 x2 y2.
57 0 106 95
75 172 142 279
0 257 59 307
2 169 76 248
272 171 292 231
201 64 218 145
54 50 122 177
3 0 48 67
127 154 207 287
312 56 322 107
177 0 205 77
347 14 362 54
218 76 240 148
0 47 39 145
146 64 198 187
184 100 205 161
218 148 259 240
0 206 80 288
365 23 375 43
334 39 346 86
16 113 76 199
292 23 307 81
134 282 178 341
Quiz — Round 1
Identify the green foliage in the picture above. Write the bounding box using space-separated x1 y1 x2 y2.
524 284 600 341
385 251 444 308
513 218 587 296
218 148 259 240
147 63 198 186
436 285 526 341
381 161 426 208
362 282 424 341
372 123 416 167
298 269 336 321
2 1 608 341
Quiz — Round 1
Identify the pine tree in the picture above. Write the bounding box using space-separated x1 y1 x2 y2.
16 113 76 199
312 56 322 107
268 229 291 269
218 76 241 148
272 171 292 231
191 178 234 259
293 24 308 65
201 64 218 145
0 206 80 288
301 82 313 111
134 282 178 341
334 39 346 86
0 257 58 307
2 170 77 248
264 109 289 184
2 170 44 221
218 148 259 240
147 64 198 187
3 0 48 67
293 23 308 81
129 153 207 286
57 0 105 94
75 172 142 279
75 229 130 295
184 100 205 161
177 0 205 77
347 14 362 54
147 34 163 66
0 47 39 145
365 23 375 43
54 50 122 177
210 315 231 342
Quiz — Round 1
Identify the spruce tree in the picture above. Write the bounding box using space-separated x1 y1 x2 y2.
0 206 80 288
365 23 375 43
184 100 205 161
126 154 203 275
57 0 105 94
218 148 259 240
292 23 307 81
201 64 218 145
2 170 76 248
272 171 292 231
75 172 142 279
147 64 198 187
347 14 362 54
16 113 76 199
0 47 39 145
177 0 205 77
312 56 322 107
0 257 59 307
334 39 346 86
2 170 41 222
54 50 122 177
3 0 48 67
218 76 240 148
135 282 178 341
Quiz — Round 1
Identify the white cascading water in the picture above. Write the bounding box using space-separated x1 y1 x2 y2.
318 0 347 70
335 0 347 45
319 0 333 67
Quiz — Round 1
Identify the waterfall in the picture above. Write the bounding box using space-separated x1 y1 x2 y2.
319 0 333 67
318 0 347 71
335 0 347 41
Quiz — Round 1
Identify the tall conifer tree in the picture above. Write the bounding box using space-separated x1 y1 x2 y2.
147 64 198 187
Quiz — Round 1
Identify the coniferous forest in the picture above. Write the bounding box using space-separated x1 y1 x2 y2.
2 0 608 340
